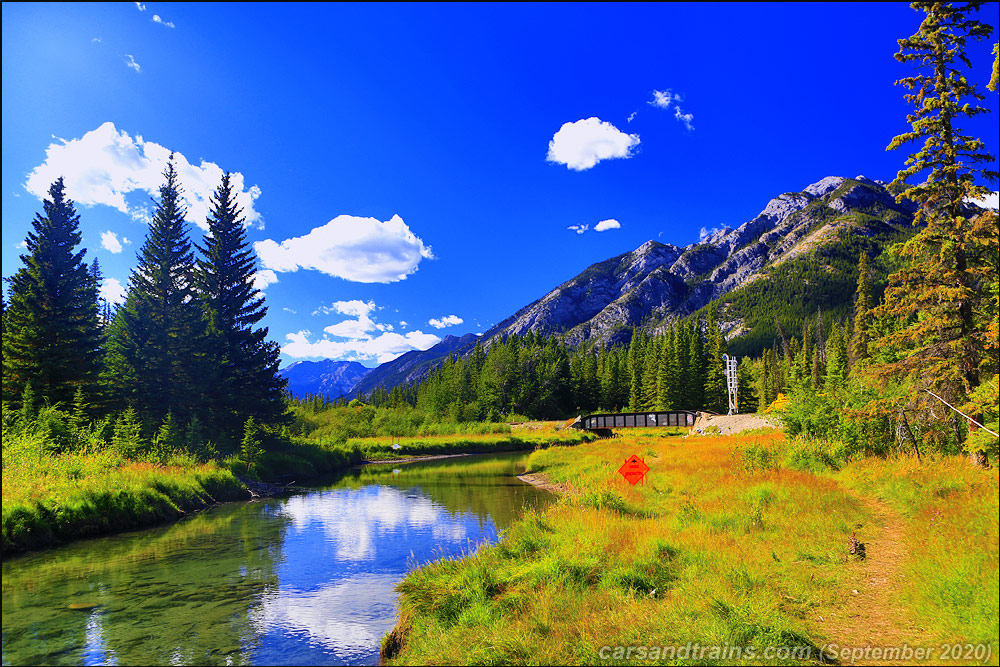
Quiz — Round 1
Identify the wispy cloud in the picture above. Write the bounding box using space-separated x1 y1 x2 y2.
92 37 102 43
124 54 141 73
152 14 175 28
134 1 146 11
25 122 264 231
649 88 695 131
674 107 694 131
100 230 130 253
546 117 640 171
255 214 433 284
567 224 589 235
428 315 463 329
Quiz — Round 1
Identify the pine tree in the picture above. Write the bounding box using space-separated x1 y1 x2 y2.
2 178 102 410
105 157 206 428
874 1 999 458
195 172 287 441
849 252 875 365
703 310 726 412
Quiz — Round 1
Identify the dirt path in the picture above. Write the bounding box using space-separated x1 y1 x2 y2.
812 491 935 664
689 412 783 435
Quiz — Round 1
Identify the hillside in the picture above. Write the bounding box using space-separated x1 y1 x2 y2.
280 359 372 399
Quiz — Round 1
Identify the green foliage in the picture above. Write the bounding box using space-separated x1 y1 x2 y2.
239 416 263 471
2 178 102 410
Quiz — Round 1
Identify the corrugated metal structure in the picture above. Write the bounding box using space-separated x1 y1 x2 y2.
575 411 697 431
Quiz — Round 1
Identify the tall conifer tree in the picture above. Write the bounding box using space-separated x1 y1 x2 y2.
195 172 287 439
873 1 998 457
105 157 205 427
3 178 102 410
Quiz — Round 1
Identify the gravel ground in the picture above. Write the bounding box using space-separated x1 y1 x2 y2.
689 412 783 436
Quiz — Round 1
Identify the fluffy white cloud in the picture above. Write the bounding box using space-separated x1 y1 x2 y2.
100 277 126 305
285 299 435 363
124 54 141 73
252 269 279 291
428 315 463 329
594 219 621 232
546 118 640 171
152 14 175 28
100 230 129 253
254 214 433 283
25 122 263 231
283 329 440 365
567 224 589 234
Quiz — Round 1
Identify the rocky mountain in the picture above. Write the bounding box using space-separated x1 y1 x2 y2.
280 359 372 399
351 175 920 395
479 175 916 349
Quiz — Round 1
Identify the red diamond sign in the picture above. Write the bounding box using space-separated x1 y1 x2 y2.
618 454 649 485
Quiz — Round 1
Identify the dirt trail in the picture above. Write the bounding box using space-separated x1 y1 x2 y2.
813 491 934 664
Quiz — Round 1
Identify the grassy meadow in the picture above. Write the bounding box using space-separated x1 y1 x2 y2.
384 430 999 665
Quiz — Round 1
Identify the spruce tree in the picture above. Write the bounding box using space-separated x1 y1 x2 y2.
849 252 874 365
2 178 102 410
105 157 206 428
874 1 999 458
195 172 287 440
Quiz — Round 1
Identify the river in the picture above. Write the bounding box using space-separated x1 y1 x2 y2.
1 452 552 666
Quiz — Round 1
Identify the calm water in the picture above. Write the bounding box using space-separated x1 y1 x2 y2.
1 452 552 666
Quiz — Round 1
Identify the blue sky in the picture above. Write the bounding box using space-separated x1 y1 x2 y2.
3 2 998 368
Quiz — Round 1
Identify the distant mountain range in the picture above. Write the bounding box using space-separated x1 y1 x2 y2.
280 359 372 399
291 175 928 399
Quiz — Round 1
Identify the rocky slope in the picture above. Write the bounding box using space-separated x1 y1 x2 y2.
479 175 915 348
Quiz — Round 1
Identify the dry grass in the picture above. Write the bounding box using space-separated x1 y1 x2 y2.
385 432 999 665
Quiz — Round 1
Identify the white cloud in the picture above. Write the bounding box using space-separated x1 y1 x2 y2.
649 89 680 109
134 2 146 11
252 269 279 291
100 230 129 253
967 191 999 210
674 107 695 131
254 214 433 284
282 329 441 365
285 300 436 363
124 54 141 73
546 118 640 171
627 112 637 123
428 315 463 329
594 219 621 232
152 14 175 28
92 37 102 43
24 122 263 231
567 224 589 234
282 307 297 314
650 89 694 130
100 277 126 305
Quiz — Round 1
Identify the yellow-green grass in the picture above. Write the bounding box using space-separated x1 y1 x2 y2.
384 432 999 665
2 447 244 556
838 455 999 648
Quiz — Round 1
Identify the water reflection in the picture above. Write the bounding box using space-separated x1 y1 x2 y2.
2 452 551 666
